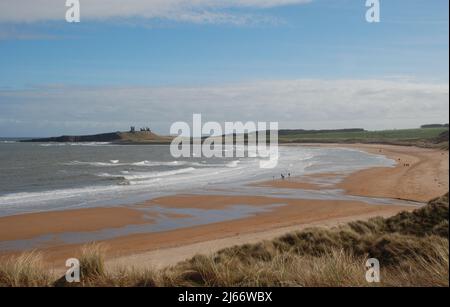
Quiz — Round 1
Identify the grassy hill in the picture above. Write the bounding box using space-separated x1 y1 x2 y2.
20 127 449 148
21 131 174 145
278 127 449 148
116 131 173 144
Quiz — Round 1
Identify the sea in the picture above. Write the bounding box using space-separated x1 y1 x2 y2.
0 139 396 217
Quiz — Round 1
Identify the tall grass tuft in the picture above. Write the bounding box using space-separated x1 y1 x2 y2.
0 251 53 287
79 243 106 280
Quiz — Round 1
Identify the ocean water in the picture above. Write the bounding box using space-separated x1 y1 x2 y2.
0 141 395 217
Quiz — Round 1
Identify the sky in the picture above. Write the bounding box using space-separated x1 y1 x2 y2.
0 0 448 137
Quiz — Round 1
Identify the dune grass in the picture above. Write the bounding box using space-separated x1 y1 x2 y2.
79 243 106 279
0 194 448 287
0 251 53 287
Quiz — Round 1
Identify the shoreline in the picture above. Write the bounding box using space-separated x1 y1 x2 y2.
276 143 448 202
0 143 448 271
331 144 448 202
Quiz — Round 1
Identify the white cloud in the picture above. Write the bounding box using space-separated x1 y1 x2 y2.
0 0 311 24
0 79 448 136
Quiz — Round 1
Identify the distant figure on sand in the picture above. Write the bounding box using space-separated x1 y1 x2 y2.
281 174 285 180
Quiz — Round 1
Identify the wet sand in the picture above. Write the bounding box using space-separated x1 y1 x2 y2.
107 209 404 270
3 197 413 272
254 172 345 190
0 206 153 242
254 178 324 190
0 144 447 271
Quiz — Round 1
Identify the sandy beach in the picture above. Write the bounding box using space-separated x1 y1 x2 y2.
337 144 449 202
0 144 448 272
278 144 449 202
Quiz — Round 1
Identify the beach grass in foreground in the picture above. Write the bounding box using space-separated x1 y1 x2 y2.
0 193 448 287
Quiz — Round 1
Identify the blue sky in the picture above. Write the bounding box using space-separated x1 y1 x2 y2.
0 0 448 136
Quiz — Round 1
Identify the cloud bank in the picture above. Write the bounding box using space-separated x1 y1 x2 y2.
0 0 311 24
0 79 448 136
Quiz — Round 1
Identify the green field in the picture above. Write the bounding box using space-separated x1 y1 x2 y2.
278 127 448 146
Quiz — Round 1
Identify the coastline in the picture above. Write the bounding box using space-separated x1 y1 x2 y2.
337 144 449 202
0 143 448 272
281 143 449 202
